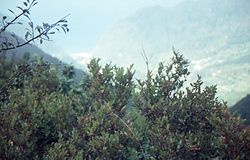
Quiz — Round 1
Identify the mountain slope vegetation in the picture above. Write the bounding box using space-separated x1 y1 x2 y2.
0 31 85 83
230 94 250 125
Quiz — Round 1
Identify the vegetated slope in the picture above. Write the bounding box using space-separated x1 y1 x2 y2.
230 94 250 125
0 31 85 83
93 0 250 105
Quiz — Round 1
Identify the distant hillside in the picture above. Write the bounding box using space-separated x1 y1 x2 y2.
93 0 250 105
0 31 85 83
230 94 250 125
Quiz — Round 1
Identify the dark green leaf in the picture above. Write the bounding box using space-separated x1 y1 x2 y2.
25 32 30 40
8 9 15 15
33 2 38 6
17 6 23 11
23 14 31 20
58 19 67 23
28 22 33 28
48 32 55 34
35 26 42 33
61 26 66 33
23 2 28 7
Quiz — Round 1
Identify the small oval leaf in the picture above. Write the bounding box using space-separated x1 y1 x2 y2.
8 9 15 14
23 2 28 7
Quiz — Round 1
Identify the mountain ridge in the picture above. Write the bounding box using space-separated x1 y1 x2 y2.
230 94 250 125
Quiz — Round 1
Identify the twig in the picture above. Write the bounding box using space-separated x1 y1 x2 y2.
110 110 147 159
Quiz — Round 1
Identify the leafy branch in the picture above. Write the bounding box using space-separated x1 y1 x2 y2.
0 0 37 33
0 0 69 52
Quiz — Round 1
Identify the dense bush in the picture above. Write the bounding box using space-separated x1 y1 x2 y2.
0 51 249 159
0 1 249 159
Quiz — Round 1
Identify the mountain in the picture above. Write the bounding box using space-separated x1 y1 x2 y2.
93 0 250 105
0 31 85 83
230 94 250 125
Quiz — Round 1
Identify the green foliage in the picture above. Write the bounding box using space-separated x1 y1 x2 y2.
60 65 76 94
0 57 81 158
1 51 249 159
0 2 249 158
132 51 247 159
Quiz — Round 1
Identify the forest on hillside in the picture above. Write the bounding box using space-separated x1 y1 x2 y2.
1 0 250 159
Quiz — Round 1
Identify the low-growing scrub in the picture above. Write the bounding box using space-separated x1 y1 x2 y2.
0 51 249 159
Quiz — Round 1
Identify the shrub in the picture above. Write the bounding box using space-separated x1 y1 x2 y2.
1 52 249 159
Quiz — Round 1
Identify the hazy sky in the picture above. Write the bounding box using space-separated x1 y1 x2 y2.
0 0 185 54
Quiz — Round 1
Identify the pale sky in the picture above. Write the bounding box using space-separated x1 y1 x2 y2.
0 0 185 55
